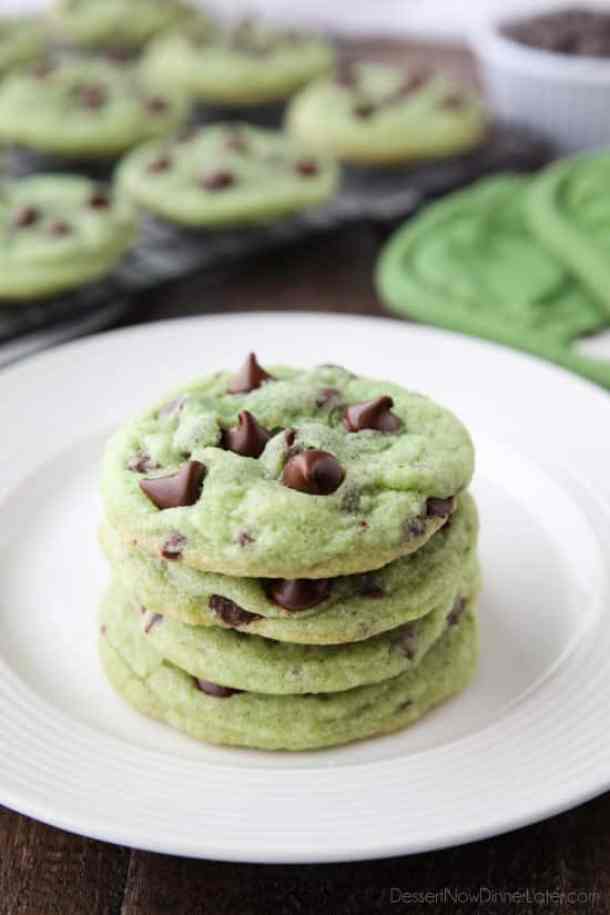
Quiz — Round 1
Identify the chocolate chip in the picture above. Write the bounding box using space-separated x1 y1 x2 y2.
282 450 344 495
194 678 243 698
442 93 464 110
296 159 319 177
140 460 206 510
143 612 163 634
127 452 159 473
146 95 169 114
335 62 356 87
356 573 384 599
105 46 132 63
344 396 401 433
354 102 375 118
12 206 39 228
238 530 255 546
161 532 186 560
147 155 172 174
89 190 110 209
284 428 296 448
398 71 430 95
405 517 426 539
228 353 273 394
267 578 332 611
340 487 361 513
200 170 235 191
222 411 271 458
79 84 107 109
316 387 342 409
209 595 262 627
49 220 71 236
100 624 107 637
447 596 466 626
426 497 456 518
398 623 417 659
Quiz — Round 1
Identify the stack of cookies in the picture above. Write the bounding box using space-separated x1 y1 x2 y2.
100 356 480 751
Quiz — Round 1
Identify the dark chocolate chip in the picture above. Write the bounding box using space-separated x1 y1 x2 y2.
222 410 271 458
426 496 456 518
144 612 163 634
79 84 107 109
194 677 243 698
356 573 384 599
267 578 332 611
398 71 430 96
405 517 426 539
284 428 296 448
12 206 39 228
335 61 356 87
89 190 110 208
161 532 187 560
105 46 133 63
447 596 467 626
282 450 344 495
49 220 71 236
228 353 273 394
200 170 235 191
146 95 169 114
441 93 464 110
148 155 172 174
140 460 206 510
31 60 54 79
354 102 375 119
238 530 255 546
209 595 262 627
296 159 319 177
340 487 361 513
344 396 401 433
127 452 159 473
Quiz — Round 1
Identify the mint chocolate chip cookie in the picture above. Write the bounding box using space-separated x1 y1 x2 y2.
99 589 479 750
0 174 134 300
49 0 197 49
0 57 189 159
141 17 335 106
286 62 487 166
116 123 339 227
101 358 474 578
101 492 478 644
0 17 45 76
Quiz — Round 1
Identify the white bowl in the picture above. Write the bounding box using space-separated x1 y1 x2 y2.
471 13 610 153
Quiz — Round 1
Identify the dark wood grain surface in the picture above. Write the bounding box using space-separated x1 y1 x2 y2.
2 40 609 915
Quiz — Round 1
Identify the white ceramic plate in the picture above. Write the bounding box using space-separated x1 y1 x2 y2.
1 313 609 863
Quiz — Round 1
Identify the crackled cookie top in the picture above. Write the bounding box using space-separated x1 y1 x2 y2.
0 17 45 76
102 493 478 643
141 17 335 104
50 0 198 49
100 589 479 750
286 61 487 165
102 357 474 578
116 123 339 227
0 56 189 158
526 152 610 319
0 174 135 300
378 175 606 356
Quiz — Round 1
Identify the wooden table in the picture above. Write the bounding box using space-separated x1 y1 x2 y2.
2 41 609 915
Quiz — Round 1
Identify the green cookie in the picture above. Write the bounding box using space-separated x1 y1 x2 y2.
116 124 339 228
527 152 610 320
285 62 487 166
377 175 610 390
141 17 335 105
0 57 189 159
100 493 478 644
99 596 478 750
102 361 475 579
102 555 478 695
0 174 135 301
49 0 197 49
0 17 45 76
